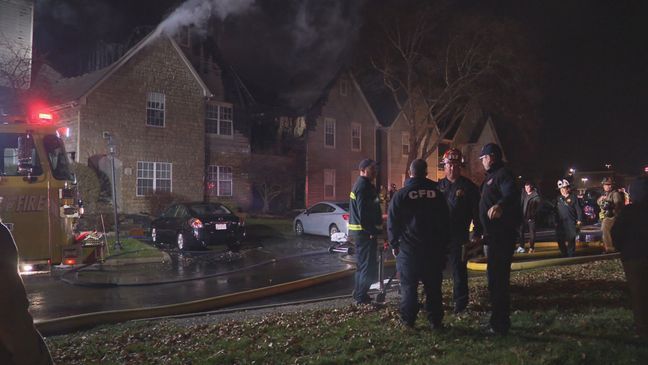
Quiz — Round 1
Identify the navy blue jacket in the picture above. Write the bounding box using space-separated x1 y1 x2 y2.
349 176 382 236
438 176 482 244
479 162 522 238
388 177 450 252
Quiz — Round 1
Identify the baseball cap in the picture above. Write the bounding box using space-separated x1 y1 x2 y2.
358 159 377 170
478 143 502 160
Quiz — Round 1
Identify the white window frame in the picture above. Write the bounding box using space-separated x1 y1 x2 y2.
351 122 362 151
401 132 410 157
324 118 336 148
136 161 172 196
146 92 165 127
324 169 336 199
207 165 233 197
206 103 234 137
339 79 349 96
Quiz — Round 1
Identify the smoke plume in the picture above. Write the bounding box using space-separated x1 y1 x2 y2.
155 0 256 37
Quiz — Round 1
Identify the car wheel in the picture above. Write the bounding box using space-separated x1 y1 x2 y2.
329 224 340 237
295 221 304 236
177 232 187 251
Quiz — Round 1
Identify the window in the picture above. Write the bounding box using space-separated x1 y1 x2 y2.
43 135 72 180
308 203 331 214
351 123 361 151
324 118 335 148
146 92 165 127
0 133 43 176
207 165 233 196
339 79 349 96
324 169 335 198
401 132 410 156
136 161 172 196
206 103 233 136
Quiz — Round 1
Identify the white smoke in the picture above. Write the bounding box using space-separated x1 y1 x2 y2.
154 0 256 38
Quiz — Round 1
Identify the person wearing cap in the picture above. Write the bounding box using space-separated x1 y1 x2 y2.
349 159 383 305
388 159 450 329
611 176 648 336
437 148 482 314
555 179 583 257
477 142 522 336
597 177 624 253
518 181 541 253
0 223 54 365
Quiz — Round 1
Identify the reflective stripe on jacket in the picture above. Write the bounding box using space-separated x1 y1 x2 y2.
349 176 382 236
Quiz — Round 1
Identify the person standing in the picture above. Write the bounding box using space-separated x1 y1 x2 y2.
555 179 583 257
477 143 521 336
597 177 625 253
611 176 648 336
517 182 541 253
388 159 450 329
349 159 383 305
437 148 482 314
0 223 54 365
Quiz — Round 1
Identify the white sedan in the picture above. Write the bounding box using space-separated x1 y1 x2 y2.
293 201 349 237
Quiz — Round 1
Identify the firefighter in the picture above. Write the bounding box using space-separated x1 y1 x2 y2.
388 159 450 329
349 159 383 305
597 177 624 253
0 223 54 365
611 176 648 336
478 143 522 336
437 148 482 314
555 179 583 257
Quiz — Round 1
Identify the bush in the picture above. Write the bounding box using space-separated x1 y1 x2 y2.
145 191 183 216
70 162 102 212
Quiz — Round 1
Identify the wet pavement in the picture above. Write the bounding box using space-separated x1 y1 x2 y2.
24 225 602 322
24 235 353 321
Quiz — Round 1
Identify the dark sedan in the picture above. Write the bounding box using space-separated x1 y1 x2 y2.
150 202 245 251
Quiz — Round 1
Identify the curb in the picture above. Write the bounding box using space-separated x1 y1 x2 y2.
99 250 171 266
35 266 355 336
467 250 620 271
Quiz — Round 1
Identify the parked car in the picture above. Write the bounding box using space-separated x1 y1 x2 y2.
293 201 349 237
150 202 245 251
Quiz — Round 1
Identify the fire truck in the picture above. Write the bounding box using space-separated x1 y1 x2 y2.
0 108 82 272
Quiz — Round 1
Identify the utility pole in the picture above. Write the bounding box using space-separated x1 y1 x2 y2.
106 134 122 251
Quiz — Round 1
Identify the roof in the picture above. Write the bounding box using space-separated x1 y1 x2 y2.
48 31 211 107
353 71 400 127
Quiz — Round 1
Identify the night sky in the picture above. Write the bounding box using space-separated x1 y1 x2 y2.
33 0 648 177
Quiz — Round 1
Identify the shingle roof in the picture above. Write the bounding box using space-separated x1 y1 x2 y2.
49 66 111 104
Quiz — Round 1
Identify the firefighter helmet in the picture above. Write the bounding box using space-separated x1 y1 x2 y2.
601 177 615 185
557 179 570 189
442 148 464 165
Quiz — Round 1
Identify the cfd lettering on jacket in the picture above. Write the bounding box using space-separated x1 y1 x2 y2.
407 189 437 199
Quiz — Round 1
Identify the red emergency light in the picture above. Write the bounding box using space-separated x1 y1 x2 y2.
38 113 53 120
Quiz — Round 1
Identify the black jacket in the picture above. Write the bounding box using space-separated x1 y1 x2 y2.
438 176 482 244
555 193 584 240
349 176 382 236
612 203 648 261
479 162 522 237
521 191 541 220
387 177 450 252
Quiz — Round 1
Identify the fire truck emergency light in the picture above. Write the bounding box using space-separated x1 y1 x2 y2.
38 113 53 120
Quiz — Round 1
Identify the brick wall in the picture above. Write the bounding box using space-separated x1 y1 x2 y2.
205 129 252 211
306 75 377 207
76 38 207 214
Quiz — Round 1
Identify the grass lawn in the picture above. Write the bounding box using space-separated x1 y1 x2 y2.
245 217 294 239
47 259 647 364
103 237 163 260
